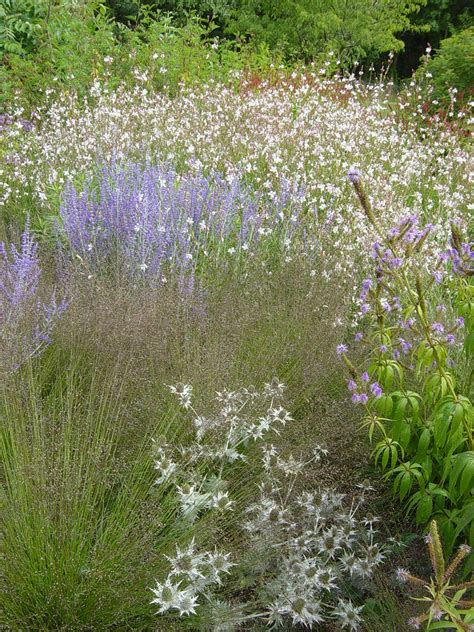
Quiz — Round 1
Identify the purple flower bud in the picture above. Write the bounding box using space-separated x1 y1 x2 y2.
359 393 369 405
370 382 383 398
362 278 373 291
348 167 361 184
431 322 444 334
399 338 412 354
361 372 370 383
336 344 348 355
379 344 388 353
355 332 363 342
361 303 370 314
348 380 357 392
445 334 455 345
456 317 465 327
351 393 361 404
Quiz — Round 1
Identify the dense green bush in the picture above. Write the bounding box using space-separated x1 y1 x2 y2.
424 26 474 105
0 0 46 56
0 2 275 111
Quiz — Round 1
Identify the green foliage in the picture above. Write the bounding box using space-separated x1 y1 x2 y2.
424 27 474 105
0 0 46 56
344 177 474 561
0 1 278 111
227 0 426 64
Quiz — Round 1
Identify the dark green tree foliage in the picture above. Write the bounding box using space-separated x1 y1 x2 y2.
0 0 47 55
105 0 427 65
226 0 426 64
396 0 473 76
425 26 474 103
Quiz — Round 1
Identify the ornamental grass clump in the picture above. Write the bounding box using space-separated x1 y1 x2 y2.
58 160 305 285
339 170 473 558
149 381 389 630
0 221 65 372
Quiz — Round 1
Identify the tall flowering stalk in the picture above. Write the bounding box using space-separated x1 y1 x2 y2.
397 521 474 630
340 170 473 557
0 221 66 371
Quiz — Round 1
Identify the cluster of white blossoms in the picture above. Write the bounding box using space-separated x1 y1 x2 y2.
1 72 470 288
153 379 291 521
150 380 391 629
151 539 234 617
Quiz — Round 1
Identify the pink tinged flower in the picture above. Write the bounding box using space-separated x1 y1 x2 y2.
408 617 421 629
396 568 409 583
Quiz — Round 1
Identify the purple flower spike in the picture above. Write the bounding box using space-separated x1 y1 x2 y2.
0 220 65 370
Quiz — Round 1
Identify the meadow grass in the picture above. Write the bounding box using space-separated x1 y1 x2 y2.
0 69 471 630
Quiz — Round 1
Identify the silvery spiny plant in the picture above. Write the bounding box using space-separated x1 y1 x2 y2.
150 380 389 629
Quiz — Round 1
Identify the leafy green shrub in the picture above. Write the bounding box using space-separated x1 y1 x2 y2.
0 0 45 55
340 170 473 563
424 27 474 107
